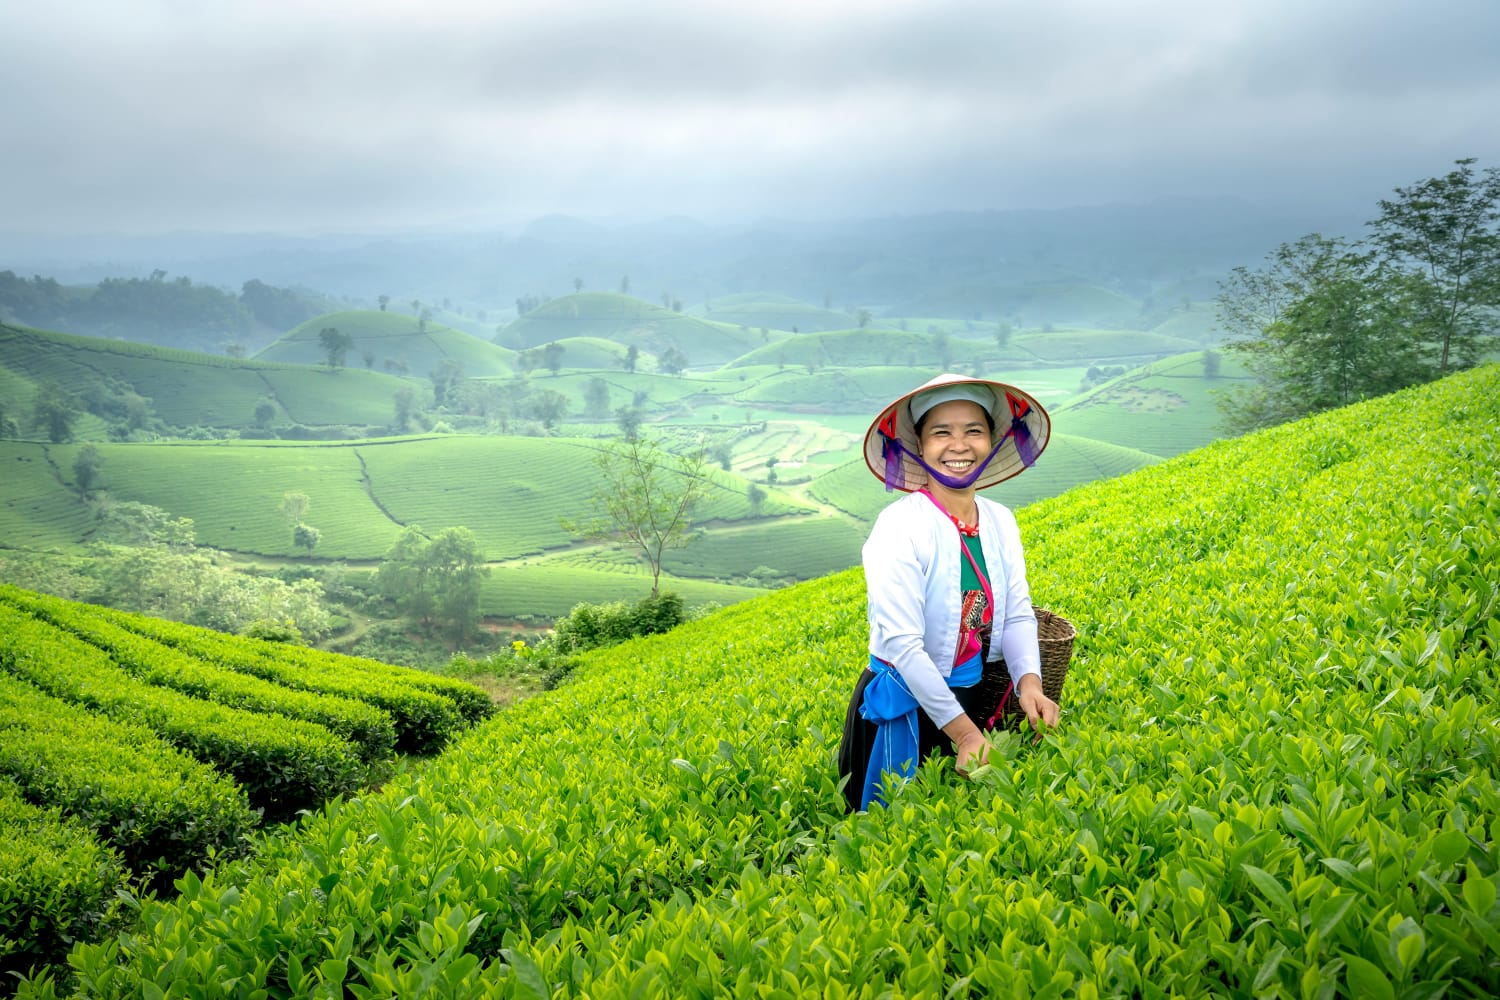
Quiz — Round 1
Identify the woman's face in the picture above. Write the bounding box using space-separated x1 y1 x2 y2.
916 399 993 478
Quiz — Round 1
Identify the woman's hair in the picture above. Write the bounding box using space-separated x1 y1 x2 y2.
913 401 997 438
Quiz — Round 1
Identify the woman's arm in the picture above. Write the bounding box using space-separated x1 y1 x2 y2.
863 508 966 729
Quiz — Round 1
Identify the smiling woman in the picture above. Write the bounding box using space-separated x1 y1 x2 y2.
837 372 1056 811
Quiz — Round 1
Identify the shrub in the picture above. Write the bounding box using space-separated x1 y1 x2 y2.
0 781 128 980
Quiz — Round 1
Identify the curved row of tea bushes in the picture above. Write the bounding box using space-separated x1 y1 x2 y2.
0 674 256 879
39 366 1500 998
0 781 128 981
271 644 495 727
0 586 398 763
0 604 367 821
95 611 475 753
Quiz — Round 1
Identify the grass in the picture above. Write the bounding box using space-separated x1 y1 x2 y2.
1014 327 1202 362
697 298 855 333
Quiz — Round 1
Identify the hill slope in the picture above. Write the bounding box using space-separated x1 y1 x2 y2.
59 365 1500 996
255 309 516 377
0 322 409 432
500 293 762 366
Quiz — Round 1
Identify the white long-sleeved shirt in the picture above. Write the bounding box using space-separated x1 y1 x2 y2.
863 491 1041 729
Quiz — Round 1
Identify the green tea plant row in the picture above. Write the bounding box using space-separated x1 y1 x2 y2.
0 779 129 980
92 605 491 751
0 602 367 821
0 585 397 762
0 672 257 880
30 366 1500 998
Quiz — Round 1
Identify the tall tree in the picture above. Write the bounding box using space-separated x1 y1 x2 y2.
375 525 487 639
1368 157 1500 374
1217 234 1422 432
562 438 712 596
584 377 611 418
73 444 103 494
31 381 80 443
318 327 352 369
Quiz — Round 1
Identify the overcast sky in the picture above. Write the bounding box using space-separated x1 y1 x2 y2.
3 0 1498 235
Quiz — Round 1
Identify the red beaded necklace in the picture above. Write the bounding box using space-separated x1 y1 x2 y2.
918 489 980 537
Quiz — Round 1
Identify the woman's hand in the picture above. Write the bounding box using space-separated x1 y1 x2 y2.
1016 674 1060 732
942 715 990 775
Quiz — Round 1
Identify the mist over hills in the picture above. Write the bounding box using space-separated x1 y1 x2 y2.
0 198 1364 322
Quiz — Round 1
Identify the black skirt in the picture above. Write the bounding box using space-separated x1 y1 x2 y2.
835 659 1009 812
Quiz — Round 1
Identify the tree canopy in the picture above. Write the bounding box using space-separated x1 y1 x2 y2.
562 438 712 596
1217 159 1499 432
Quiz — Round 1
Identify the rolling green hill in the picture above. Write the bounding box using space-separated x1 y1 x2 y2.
699 295 856 333
1014 327 1202 362
1054 350 1254 457
256 309 516 377
0 322 410 433
499 293 763 366
41 365 1499 997
539 336 630 370
727 330 947 370
891 281 1145 327
18 435 816 563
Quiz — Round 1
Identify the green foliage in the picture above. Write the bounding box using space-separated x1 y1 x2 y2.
0 601 368 822
376 525 489 640
0 322 404 433
0 780 127 981
101 609 485 751
0 270 255 352
0 672 256 879
260 309 515 377
45 364 1500 997
318 326 352 369
1220 159 1500 431
30 380 80 442
500 293 760 365
563 437 713 596
0 586 395 763
550 591 688 654
239 279 335 332
1369 157 1500 374
1218 235 1429 432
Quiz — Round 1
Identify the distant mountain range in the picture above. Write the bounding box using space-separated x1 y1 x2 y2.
0 199 1365 322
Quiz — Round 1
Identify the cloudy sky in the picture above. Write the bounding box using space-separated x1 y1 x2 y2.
3 0 1498 235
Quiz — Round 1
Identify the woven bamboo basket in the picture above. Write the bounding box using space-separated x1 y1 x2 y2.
979 605 1076 730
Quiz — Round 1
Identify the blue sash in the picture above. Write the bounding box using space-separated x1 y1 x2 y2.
858 651 984 809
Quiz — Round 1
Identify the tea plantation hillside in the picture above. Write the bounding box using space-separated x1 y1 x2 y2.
1053 350 1256 458
696 295 857 334
256 310 516 377
7 435 816 562
32 365 1499 998
0 322 406 432
498 293 763 365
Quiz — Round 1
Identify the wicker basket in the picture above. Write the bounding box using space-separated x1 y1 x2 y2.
981 605 1076 730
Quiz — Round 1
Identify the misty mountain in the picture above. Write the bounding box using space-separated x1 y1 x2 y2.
0 199 1364 327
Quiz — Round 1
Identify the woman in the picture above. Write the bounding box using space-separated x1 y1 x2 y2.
838 372 1059 811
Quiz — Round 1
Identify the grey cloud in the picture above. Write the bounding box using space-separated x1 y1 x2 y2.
2 0 1497 234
